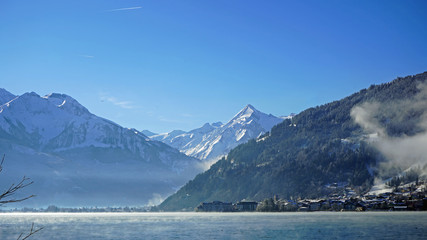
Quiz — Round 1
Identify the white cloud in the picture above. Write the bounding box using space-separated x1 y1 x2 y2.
351 82 427 176
100 94 137 109
146 193 164 206
79 55 95 58
107 6 142 12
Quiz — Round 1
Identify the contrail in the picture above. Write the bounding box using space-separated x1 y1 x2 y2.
108 6 142 12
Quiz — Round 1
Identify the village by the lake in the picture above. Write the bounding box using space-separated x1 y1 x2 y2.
195 180 427 212
3 180 426 213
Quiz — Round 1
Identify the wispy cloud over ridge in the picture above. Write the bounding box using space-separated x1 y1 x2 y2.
107 6 142 12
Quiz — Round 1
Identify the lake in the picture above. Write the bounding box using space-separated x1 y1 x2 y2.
1 212 426 239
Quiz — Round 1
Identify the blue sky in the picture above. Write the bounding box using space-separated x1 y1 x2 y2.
1 0 426 133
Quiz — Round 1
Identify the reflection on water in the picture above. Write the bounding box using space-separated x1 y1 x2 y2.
1 212 426 239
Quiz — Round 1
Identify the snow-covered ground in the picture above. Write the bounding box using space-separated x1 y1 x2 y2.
367 179 394 195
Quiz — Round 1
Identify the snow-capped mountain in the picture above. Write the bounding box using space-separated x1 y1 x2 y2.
150 104 285 165
0 89 201 207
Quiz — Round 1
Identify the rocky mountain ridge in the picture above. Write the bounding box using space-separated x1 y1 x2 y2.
150 104 285 165
0 89 201 207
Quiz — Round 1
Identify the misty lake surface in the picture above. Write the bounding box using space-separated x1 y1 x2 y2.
1 212 426 239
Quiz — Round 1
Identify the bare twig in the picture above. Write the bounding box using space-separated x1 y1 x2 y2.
0 176 35 205
1 154 43 239
17 223 44 240
0 155 35 205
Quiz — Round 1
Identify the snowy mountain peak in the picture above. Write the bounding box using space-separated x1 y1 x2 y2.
0 88 200 166
232 104 262 121
241 104 257 114
245 103 256 110
43 93 90 116
150 104 284 163
0 88 202 207
0 91 96 144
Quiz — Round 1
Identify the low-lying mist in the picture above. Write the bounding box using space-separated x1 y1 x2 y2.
351 82 427 178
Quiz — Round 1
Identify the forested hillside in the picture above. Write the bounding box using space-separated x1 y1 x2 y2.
159 72 427 211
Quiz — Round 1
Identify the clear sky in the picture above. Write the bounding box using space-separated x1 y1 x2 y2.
1 0 426 133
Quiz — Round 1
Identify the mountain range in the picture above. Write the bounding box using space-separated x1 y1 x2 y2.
149 104 285 166
3 72 425 210
0 89 201 207
159 72 427 211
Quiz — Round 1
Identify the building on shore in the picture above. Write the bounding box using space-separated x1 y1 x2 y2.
236 201 258 211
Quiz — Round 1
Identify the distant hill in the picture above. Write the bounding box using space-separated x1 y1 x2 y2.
150 104 284 165
0 90 201 207
159 72 427 211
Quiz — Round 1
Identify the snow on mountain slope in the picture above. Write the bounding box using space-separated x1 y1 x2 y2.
151 130 187 143
150 104 285 165
0 90 201 207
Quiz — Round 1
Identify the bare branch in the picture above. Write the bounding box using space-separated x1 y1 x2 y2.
17 222 44 240
0 155 43 239
0 176 35 205
0 155 35 205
